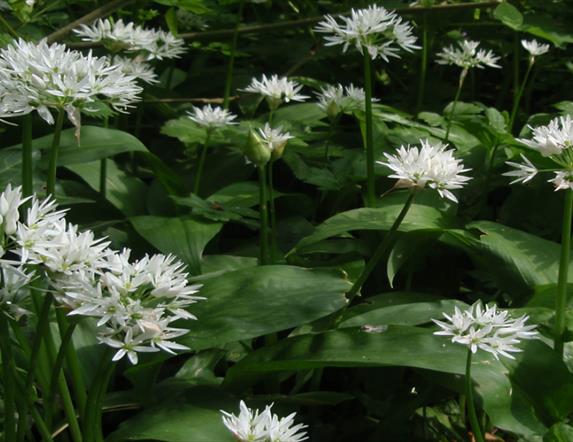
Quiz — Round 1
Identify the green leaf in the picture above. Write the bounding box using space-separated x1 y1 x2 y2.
493 3 523 30
65 160 148 216
292 194 455 255
181 265 351 350
130 216 222 275
225 326 546 437
544 423 573 442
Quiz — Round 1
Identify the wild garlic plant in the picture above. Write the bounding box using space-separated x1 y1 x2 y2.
436 39 500 142
509 39 550 132
315 5 419 207
0 184 202 441
346 139 471 300
504 115 573 356
187 104 238 195
433 301 538 442
0 38 142 198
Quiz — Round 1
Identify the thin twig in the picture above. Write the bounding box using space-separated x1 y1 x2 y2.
143 96 238 104
46 0 133 43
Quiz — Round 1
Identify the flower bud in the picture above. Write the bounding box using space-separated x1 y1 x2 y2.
270 138 289 161
243 129 271 167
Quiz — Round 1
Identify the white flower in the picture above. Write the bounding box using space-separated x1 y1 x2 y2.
0 264 34 319
433 301 538 359
111 56 158 84
521 39 550 58
315 5 419 61
517 115 573 157
549 171 573 191
221 401 308 442
316 83 378 118
74 18 186 60
243 74 308 110
0 184 27 235
221 401 270 442
436 39 501 70
503 154 538 184
187 104 237 129
257 123 293 152
0 39 142 127
378 139 472 202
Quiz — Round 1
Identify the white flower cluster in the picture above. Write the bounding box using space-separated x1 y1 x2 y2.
315 5 419 61
505 115 573 191
433 301 538 360
0 185 202 365
0 38 141 127
521 39 550 58
316 83 379 118
257 123 293 152
111 55 158 84
378 139 472 202
221 401 308 442
436 40 501 70
74 18 186 61
243 74 309 110
187 104 237 130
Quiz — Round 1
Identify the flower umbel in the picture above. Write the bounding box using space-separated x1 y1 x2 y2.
316 83 379 118
187 104 237 130
221 401 308 442
521 39 550 58
243 74 308 110
433 301 538 359
436 39 501 70
378 139 472 202
315 5 419 61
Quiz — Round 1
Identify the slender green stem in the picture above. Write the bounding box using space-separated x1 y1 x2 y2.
0 13 18 37
46 109 65 196
465 350 485 442
363 52 376 207
99 117 109 198
56 310 87 419
268 161 278 263
193 130 211 196
555 190 573 356
416 13 429 113
14 377 53 442
84 353 114 442
258 165 270 265
223 0 245 109
22 114 34 199
347 191 416 301
57 371 83 442
0 313 17 441
509 60 534 134
444 68 468 143
323 116 340 164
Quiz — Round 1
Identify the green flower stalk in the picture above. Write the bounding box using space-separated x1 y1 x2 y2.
347 139 471 300
509 39 550 134
504 115 573 356
223 0 246 109
436 39 501 143
433 301 538 442
315 5 419 207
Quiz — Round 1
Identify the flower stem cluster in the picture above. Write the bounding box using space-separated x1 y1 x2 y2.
221 400 308 442
0 185 202 365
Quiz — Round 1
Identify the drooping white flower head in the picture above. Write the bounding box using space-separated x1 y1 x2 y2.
187 104 237 130
378 139 472 202
0 38 142 128
433 301 538 360
74 18 186 60
315 5 419 61
521 39 550 58
436 39 501 70
111 56 158 84
316 83 379 118
221 401 308 442
503 154 538 185
243 74 309 110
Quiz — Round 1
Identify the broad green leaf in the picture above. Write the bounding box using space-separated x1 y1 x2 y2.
181 265 351 350
108 387 235 442
66 160 148 216
544 423 573 442
292 194 455 255
224 326 546 437
338 293 467 329
130 215 222 275
493 3 523 30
